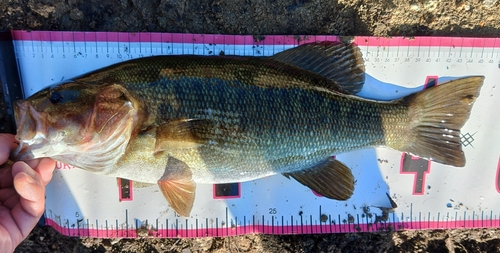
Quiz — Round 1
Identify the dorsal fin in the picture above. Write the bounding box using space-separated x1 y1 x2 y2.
271 42 365 94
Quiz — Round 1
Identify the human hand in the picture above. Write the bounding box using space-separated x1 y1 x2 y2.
0 134 55 253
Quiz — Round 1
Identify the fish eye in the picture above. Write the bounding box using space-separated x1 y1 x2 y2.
49 91 63 104
48 89 81 104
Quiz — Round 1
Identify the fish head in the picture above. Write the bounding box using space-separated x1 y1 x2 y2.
12 82 141 172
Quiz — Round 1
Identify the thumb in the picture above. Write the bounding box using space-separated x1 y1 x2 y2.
12 162 46 217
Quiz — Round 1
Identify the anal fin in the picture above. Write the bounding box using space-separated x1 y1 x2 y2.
157 157 196 217
283 157 354 200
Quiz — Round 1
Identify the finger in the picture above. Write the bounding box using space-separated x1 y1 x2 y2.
12 162 44 202
11 162 47 240
2 191 20 210
0 165 13 188
13 170 45 218
32 158 55 186
0 187 17 204
0 206 25 252
11 198 44 239
0 134 18 164
25 159 41 170
24 158 56 186
13 172 44 205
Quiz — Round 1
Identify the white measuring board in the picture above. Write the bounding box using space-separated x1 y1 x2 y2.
9 31 500 238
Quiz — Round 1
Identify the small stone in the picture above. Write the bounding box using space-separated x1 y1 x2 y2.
69 8 84 20
320 214 329 222
33 5 55 18
102 239 112 247
424 0 438 10
410 4 420 11
182 248 191 253
483 0 498 8
102 241 112 251
237 237 252 251
120 0 128 8
192 237 213 251
137 226 149 237
374 23 387 35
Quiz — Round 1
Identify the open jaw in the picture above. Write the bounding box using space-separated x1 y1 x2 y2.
14 105 138 175
11 101 50 161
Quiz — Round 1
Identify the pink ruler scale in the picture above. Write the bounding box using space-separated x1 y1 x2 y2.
10 30 500 47
8 30 500 238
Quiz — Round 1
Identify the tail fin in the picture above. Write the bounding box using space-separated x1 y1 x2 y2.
395 76 484 167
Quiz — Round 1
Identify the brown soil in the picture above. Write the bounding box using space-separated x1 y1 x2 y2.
1 0 500 252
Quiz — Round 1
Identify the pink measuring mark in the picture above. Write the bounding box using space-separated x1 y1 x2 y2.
44 216 500 238
10 31 500 48
117 178 133 202
399 154 432 195
212 183 241 199
353 36 499 48
496 156 500 193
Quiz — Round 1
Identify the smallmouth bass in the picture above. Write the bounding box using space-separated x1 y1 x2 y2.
11 42 484 216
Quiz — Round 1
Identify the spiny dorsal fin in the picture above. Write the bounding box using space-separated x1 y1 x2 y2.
154 119 213 152
157 157 196 217
283 157 355 200
271 42 365 94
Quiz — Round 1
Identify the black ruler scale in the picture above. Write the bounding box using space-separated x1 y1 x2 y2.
0 31 23 134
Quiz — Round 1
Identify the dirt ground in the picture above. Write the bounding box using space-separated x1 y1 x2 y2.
1 0 500 252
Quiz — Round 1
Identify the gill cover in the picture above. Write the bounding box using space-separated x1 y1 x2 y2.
13 83 142 174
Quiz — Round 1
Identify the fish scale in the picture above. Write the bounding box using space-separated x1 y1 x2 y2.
121 67 389 178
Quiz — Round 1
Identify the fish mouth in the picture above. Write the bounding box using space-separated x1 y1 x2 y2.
11 101 50 161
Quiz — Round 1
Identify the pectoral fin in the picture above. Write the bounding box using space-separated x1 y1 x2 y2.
157 157 196 217
283 157 354 200
155 119 213 152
